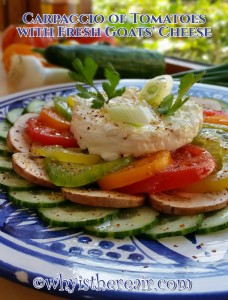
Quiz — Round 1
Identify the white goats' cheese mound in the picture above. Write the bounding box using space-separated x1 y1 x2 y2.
71 88 203 161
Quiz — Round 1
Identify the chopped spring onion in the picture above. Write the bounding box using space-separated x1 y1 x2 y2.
107 105 157 126
172 63 228 87
139 75 173 107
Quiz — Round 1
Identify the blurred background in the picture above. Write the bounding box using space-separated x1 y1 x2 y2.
0 0 227 65
93 0 228 65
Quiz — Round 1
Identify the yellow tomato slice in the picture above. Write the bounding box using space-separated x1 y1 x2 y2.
98 151 172 190
31 144 102 165
67 96 76 109
39 108 71 131
184 174 228 193
183 152 228 193
184 129 228 192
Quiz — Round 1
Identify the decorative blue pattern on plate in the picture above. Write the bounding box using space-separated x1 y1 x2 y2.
0 80 228 299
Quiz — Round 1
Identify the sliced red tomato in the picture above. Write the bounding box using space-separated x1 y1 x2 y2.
27 117 78 148
39 108 71 131
119 144 216 194
203 110 228 117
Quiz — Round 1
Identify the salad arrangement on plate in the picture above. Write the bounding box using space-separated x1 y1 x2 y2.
0 58 228 240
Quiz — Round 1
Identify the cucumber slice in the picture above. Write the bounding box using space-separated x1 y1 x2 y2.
143 214 204 239
0 156 13 172
24 99 45 114
8 190 67 208
38 204 120 228
0 120 11 140
0 140 12 155
84 206 159 238
6 108 24 125
45 156 134 187
191 97 228 112
0 172 36 191
197 206 228 234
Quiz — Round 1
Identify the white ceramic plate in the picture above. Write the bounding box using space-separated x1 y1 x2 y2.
0 80 228 300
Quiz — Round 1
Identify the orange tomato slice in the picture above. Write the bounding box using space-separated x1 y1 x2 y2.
98 151 172 190
39 108 71 131
204 115 228 126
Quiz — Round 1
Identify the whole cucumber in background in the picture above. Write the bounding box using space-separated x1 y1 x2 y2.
36 44 165 79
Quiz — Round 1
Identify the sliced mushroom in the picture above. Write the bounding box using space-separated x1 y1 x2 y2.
7 113 38 153
62 188 145 208
12 152 54 188
149 190 228 215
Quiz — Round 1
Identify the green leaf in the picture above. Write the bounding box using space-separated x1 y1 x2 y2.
177 72 204 100
91 99 105 109
72 57 98 86
76 84 95 99
112 87 126 98
157 72 205 116
102 82 111 96
69 71 85 83
157 94 174 114
70 57 125 109
102 63 122 99
72 58 84 73
83 57 98 86
105 64 120 87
